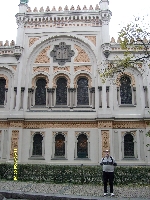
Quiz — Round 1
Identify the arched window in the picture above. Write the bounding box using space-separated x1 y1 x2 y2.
124 133 134 157
0 78 6 105
55 133 65 157
77 78 89 105
35 78 46 105
56 78 67 105
77 134 88 158
32 133 43 156
120 76 132 104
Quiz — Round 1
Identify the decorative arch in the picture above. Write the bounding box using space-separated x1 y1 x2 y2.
74 73 92 88
53 73 70 88
116 72 135 87
32 73 49 88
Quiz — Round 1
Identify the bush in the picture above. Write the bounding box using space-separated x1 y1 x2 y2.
0 164 149 186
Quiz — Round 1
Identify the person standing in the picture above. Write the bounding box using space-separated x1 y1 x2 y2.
100 150 117 197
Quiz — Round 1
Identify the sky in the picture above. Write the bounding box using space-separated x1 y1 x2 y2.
0 0 150 43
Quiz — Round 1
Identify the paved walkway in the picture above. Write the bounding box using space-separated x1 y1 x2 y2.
0 181 149 199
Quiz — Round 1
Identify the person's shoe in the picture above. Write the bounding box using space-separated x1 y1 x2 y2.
111 193 115 197
104 193 108 196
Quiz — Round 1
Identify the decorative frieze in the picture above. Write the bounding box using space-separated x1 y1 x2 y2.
74 65 91 73
74 45 90 62
10 130 19 159
85 36 96 46
29 37 40 47
9 121 24 128
24 121 97 129
101 130 110 157
53 66 70 73
33 67 49 73
98 121 112 128
34 46 50 63
113 121 145 129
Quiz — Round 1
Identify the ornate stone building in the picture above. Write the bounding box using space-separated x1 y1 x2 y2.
0 0 150 165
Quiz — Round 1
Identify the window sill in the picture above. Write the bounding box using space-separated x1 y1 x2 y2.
74 158 91 160
28 156 45 160
119 104 136 107
51 157 67 160
122 157 137 160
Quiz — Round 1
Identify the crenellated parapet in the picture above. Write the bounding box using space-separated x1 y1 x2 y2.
0 40 23 60
15 4 112 29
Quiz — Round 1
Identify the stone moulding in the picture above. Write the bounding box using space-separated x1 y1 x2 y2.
0 120 148 129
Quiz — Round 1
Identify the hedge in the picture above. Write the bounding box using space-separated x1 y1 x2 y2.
0 164 149 186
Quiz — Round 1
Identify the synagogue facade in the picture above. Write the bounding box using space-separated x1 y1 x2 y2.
0 0 150 165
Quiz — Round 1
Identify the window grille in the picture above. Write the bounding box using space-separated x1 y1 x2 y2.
77 134 88 158
120 76 132 104
35 78 46 105
0 78 6 105
77 78 89 105
124 133 134 157
56 78 67 105
32 134 43 156
55 133 65 157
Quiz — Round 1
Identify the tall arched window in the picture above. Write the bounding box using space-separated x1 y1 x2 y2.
77 78 89 105
124 133 134 157
35 78 46 105
120 76 132 104
77 134 88 158
0 78 6 105
55 133 65 157
32 133 43 156
56 78 67 105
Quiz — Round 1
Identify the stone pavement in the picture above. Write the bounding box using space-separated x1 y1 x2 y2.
0 181 149 200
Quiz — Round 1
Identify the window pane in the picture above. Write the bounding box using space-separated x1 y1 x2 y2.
35 78 46 105
33 134 43 155
124 133 134 157
55 134 65 156
77 78 89 105
56 78 67 105
77 134 88 158
120 76 132 104
0 78 6 105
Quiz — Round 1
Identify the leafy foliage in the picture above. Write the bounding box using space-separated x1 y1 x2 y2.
99 16 150 82
0 164 149 186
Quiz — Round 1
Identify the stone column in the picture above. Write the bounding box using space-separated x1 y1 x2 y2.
47 88 51 108
133 87 136 105
106 86 109 108
143 86 148 108
5 88 8 106
28 88 32 110
14 87 17 109
98 86 102 108
20 87 25 109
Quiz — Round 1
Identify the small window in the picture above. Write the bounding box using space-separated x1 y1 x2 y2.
77 134 88 158
124 133 134 158
0 78 6 105
55 133 65 157
32 134 43 156
56 78 67 105
77 78 89 105
35 78 46 105
120 76 132 104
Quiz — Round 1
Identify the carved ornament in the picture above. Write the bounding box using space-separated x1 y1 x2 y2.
101 130 110 157
53 66 70 73
33 67 49 73
74 73 92 88
10 130 19 159
74 65 91 73
74 45 90 62
34 46 50 63
85 36 96 46
116 72 136 87
53 73 70 88
29 37 40 47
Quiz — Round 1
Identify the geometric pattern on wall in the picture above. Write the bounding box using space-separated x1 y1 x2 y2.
85 36 96 46
10 130 19 159
101 130 110 157
74 45 90 62
29 37 40 47
34 46 50 63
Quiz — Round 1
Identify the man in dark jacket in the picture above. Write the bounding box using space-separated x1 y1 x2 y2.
100 150 117 196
